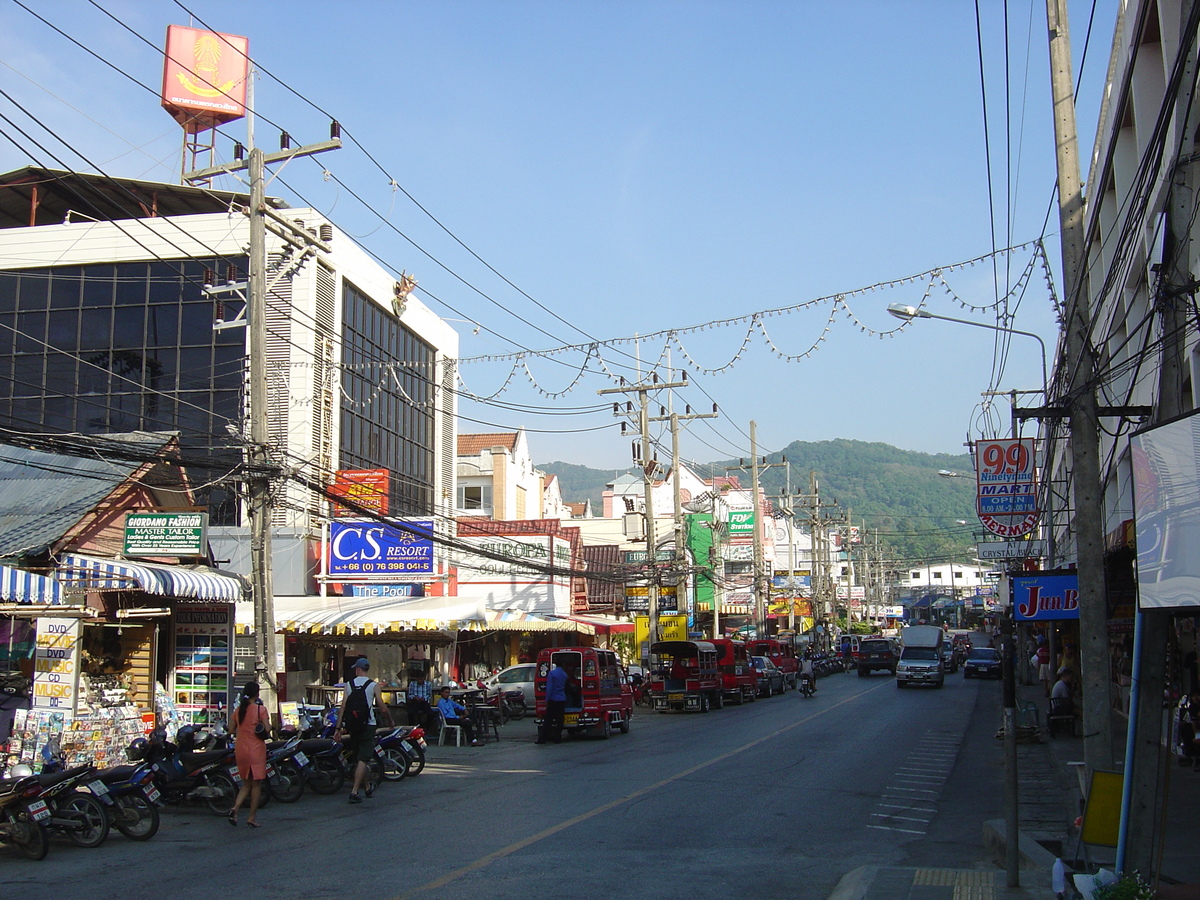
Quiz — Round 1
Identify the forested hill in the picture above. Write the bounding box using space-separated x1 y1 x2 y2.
539 439 978 565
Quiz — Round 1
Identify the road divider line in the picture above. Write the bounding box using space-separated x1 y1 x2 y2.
393 679 893 899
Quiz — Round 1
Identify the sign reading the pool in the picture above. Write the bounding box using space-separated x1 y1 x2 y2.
328 519 435 577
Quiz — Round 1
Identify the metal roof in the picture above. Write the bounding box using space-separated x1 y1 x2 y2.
0 166 284 231
0 431 177 558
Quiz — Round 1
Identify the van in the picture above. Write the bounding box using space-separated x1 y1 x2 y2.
895 625 945 688
709 638 757 705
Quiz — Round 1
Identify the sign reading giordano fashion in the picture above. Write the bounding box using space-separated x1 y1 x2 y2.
123 511 208 557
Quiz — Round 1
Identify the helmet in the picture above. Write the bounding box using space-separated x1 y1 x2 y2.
126 738 149 761
8 763 33 777
176 725 199 752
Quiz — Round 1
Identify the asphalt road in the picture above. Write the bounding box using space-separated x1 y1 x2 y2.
6 665 1010 900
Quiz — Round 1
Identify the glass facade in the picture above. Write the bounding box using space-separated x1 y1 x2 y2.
340 280 436 516
0 260 247 522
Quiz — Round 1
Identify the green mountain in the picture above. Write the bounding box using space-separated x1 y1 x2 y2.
540 439 978 566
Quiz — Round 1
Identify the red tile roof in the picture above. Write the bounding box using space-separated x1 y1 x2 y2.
457 433 518 456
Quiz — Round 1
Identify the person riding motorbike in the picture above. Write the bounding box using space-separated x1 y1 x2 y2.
799 652 816 693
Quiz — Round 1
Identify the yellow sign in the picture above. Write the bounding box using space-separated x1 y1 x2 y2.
635 614 689 645
1080 770 1123 848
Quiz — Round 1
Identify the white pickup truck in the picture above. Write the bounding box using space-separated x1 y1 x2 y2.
895 625 945 688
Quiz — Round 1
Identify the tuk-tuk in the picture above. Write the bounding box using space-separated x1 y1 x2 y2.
747 638 798 689
709 638 757 705
648 640 722 712
534 647 632 739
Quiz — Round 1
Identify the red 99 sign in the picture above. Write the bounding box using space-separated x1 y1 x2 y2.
980 440 1031 476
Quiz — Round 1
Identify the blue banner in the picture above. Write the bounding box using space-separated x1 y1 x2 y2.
329 519 434 577
1012 573 1079 621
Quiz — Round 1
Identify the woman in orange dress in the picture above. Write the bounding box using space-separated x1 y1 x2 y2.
228 681 269 827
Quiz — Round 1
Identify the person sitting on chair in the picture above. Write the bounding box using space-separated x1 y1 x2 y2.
405 670 434 729
435 686 480 746
1051 667 1073 703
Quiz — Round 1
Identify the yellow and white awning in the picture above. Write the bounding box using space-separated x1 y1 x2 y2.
264 595 487 636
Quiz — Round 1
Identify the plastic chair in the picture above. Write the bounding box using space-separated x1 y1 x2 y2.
1017 700 1041 730
437 713 463 747
1048 697 1076 738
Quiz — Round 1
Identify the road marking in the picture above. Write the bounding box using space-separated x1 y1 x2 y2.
392 679 894 899
867 823 927 835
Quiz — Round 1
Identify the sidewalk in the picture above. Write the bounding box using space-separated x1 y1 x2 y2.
829 676 1200 899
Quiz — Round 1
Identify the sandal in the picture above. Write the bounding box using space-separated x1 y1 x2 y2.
247 821 262 828
227 810 238 827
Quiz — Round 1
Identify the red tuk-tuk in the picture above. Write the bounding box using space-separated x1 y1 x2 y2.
709 638 757 705
746 638 798 690
534 647 632 739
648 640 722 712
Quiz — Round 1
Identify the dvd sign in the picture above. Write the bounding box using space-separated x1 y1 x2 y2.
329 519 434 577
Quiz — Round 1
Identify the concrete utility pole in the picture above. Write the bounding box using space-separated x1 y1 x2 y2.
1045 0 1114 774
600 374 688 655
750 422 765 636
1122 0 1200 874
186 126 341 714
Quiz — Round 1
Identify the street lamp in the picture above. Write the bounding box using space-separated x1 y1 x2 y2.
886 304 1049 398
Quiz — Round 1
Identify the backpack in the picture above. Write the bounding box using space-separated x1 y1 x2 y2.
343 677 373 733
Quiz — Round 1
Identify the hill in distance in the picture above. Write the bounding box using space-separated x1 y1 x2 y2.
540 439 978 565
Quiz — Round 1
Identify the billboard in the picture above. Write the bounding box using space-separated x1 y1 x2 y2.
161 25 249 133
328 519 434 577
1132 411 1200 609
1012 573 1079 621
329 469 389 518
975 438 1040 537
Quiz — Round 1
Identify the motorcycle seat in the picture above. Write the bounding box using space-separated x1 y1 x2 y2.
37 765 91 788
97 765 138 783
298 738 337 753
180 749 231 768
265 740 290 752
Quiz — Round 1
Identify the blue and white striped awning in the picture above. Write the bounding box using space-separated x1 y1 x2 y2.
58 553 247 602
0 564 63 604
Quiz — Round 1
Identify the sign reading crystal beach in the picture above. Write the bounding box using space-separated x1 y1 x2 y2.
975 438 1039 538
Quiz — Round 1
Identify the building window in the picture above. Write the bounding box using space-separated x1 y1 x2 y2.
932 571 943 580
457 485 492 511
340 280 436 516
911 572 921 580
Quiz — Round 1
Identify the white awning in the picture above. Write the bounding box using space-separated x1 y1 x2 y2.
58 553 247 602
0 564 63 604
271 595 488 634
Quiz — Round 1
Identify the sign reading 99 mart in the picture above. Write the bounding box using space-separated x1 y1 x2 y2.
328 519 434 577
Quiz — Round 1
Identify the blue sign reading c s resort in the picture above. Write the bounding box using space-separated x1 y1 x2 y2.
329 519 434 577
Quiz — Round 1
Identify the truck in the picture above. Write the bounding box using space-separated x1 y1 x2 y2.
895 625 945 688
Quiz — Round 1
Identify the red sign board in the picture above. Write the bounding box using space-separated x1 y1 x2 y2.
330 469 389 518
975 439 1039 538
161 25 249 133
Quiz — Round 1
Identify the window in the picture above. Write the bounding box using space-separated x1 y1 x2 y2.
911 572 921 580
457 485 492 511
932 571 943 579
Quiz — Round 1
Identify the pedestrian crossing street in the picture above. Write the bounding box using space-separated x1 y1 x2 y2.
866 729 962 836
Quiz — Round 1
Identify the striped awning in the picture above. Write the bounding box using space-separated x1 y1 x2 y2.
270 595 487 635
485 610 577 632
58 553 247 602
0 564 63 604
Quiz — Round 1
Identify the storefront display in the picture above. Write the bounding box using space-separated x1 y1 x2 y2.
170 604 233 726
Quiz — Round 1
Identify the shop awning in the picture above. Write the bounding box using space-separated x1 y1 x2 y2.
485 610 577 632
58 553 247 602
270 595 488 635
0 564 63 604
563 614 634 635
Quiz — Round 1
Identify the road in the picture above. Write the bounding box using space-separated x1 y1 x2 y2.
7 665 1010 900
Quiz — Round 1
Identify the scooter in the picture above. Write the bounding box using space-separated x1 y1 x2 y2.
799 671 816 698
377 725 427 781
87 753 162 841
26 762 110 848
0 766 50 859
140 726 238 816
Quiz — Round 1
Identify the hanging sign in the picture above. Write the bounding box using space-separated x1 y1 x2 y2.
33 617 81 713
976 438 1040 537
123 511 208 557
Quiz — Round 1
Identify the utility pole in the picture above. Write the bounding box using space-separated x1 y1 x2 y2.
186 125 341 714
1045 0 1114 775
600 373 688 656
750 422 765 637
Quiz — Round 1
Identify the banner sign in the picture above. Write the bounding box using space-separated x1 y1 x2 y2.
123 511 208 557
329 469 390 518
33 617 81 712
161 25 249 133
1132 414 1200 609
977 540 1047 560
1012 573 1079 621
328 519 434 577
976 438 1040 537
727 509 755 537
344 583 425 598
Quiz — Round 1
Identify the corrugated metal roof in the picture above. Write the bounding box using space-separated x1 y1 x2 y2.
0 432 176 558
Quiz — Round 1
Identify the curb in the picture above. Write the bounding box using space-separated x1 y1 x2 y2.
982 819 1060 875
826 865 879 900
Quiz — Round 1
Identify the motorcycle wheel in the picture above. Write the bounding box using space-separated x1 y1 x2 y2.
268 760 305 803
379 748 409 782
507 698 526 720
403 742 426 776
5 812 49 860
114 792 159 841
306 757 345 795
60 792 110 848
204 771 238 817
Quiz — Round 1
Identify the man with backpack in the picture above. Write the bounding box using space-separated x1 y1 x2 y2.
333 657 391 804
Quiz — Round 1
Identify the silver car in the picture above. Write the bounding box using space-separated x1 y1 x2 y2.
481 663 536 705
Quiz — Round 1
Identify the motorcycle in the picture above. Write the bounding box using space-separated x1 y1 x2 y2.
378 725 427 781
87 750 162 841
0 766 50 859
799 671 816 698
261 736 306 803
27 763 110 848
477 682 527 722
140 726 238 817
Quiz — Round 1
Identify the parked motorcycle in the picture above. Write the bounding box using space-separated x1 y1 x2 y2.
261 736 306 803
0 765 50 859
28 763 110 848
378 725 427 781
139 727 238 817
88 749 161 840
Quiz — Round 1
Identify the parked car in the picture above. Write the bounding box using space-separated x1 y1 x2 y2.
482 663 536 703
962 647 1002 679
749 656 785 697
854 637 898 676
940 642 959 673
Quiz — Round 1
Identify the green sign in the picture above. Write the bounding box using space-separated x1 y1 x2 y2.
727 509 755 536
123 512 208 557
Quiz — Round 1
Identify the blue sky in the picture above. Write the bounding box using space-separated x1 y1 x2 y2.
0 0 1119 469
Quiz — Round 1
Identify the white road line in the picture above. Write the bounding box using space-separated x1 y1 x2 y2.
867 824 927 835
